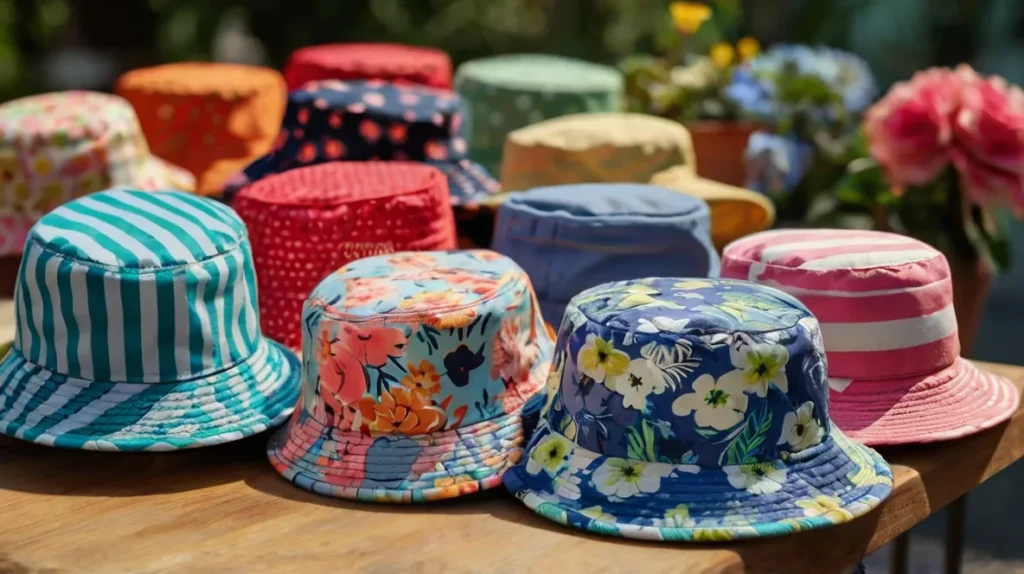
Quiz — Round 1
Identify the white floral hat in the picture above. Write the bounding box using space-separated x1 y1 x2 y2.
503 277 893 541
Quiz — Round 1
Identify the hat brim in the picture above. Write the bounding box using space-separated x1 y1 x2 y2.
828 357 1019 446
504 424 892 541
0 338 300 451
426 159 502 207
138 155 197 194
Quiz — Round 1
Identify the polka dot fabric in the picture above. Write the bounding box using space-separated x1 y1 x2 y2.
225 80 500 207
284 43 452 91
232 161 458 350
116 63 287 196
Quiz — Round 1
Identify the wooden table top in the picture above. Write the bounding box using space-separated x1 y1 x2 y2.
0 305 1022 574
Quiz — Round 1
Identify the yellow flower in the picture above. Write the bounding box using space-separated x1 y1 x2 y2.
674 280 714 290
670 2 712 35
526 434 573 475
577 334 630 383
795 495 855 523
710 42 735 69
737 36 761 61
691 528 733 542
580 505 616 523
32 156 52 176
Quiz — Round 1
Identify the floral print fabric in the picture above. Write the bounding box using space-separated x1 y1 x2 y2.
231 80 500 205
503 278 893 540
267 250 554 502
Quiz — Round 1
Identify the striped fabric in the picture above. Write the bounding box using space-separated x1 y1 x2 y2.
15 190 260 383
0 188 301 451
721 229 958 381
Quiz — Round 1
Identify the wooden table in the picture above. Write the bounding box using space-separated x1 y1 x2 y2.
0 312 1022 574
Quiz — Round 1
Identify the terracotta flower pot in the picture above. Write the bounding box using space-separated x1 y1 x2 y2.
948 256 993 355
685 120 762 187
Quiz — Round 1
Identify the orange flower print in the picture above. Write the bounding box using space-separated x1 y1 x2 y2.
388 124 408 144
424 141 448 160
324 138 345 159
343 277 395 307
298 142 317 163
329 112 343 129
401 360 442 396
397 291 464 313
433 475 480 499
387 252 436 269
359 120 382 143
336 324 407 367
490 316 535 382
431 307 477 329
362 92 386 107
359 387 446 434
297 107 310 125
319 350 367 416
315 328 333 365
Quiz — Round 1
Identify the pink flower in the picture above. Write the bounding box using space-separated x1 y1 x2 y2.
318 349 367 414
490 316 535 382
951 70 1024 208
864 67 961 189
336 324 407 367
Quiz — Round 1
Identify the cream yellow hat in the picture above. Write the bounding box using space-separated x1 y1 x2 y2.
489 112 774 249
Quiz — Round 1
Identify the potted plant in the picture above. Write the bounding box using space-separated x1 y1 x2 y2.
806 66 1024 352
620 1 762 186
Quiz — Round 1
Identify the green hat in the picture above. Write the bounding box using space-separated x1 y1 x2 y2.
454 54 624 175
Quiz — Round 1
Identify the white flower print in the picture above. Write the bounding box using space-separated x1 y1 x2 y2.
576 333 630 383
653 504 696 528
625 316 691 345
579 506 617 523
525 434 574 475
671 373 749 430
608 358 668 411
723 461 788 495
778 401 824 452
718 342 789 397
592 458 674 499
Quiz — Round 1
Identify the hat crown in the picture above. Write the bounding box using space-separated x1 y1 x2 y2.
0 92 153 216
15 189 262 383
721 229 958 380
543 278 829 469
300 250 550 434
455 54 623 93
256 80 468 177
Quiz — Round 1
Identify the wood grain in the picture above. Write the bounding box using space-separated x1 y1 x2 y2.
0 307 1021 573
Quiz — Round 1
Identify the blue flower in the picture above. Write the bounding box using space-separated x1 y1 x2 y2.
743 131 814 195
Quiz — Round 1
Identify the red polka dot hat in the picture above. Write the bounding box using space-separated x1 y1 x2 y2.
232 161 458 350
283 43 452 91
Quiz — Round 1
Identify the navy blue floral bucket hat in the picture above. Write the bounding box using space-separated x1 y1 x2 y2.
504 277 893 542
222 80 501 206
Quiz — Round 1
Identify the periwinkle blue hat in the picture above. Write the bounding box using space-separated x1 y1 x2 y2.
0 189 301 451
504 278 893 541
224 80 500 206
491 183 720 324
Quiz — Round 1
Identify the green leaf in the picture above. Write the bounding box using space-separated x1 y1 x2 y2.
721 402 772 466
625 420 660 462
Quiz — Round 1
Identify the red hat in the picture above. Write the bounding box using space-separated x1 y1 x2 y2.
284 43 453 91
233 161 458 349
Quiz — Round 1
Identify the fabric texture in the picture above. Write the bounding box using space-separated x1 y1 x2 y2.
267 249 554 502
0 91 195 256
116 62 286 197
454 54 624 175
284 43 453 91
0 189 300 450
721 228 1020 445
223 80 500 206
504 278 893 541
496 112 774 250
232 161 458 350
492 184 719 325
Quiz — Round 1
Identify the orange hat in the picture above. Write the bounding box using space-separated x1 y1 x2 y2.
115 62 287 196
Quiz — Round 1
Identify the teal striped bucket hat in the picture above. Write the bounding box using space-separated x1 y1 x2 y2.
0 189 301 451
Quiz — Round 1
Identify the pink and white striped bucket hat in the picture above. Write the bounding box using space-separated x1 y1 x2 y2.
721 228 1019 445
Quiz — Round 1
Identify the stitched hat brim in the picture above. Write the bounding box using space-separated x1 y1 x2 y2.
0 338 300 451
504 425 893 541
267 408 527 503
829 357 1019 446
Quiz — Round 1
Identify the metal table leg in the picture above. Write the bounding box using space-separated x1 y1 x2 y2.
945 495 966 574
891 531 910 574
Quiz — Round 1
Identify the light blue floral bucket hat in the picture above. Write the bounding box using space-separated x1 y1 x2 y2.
0 188 301 451
267 249 554 503
504 277 893 541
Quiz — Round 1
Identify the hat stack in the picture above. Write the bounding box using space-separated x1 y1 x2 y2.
492 183 719 324
268 249 554 502
504 278 892 541
454 54 624 175
0 188 300 450
225 80 499 207
232 161 458 351
0 91 194 256
284 43 453 91
499 112 775 251
722 229 1020 444
116 63 287 196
